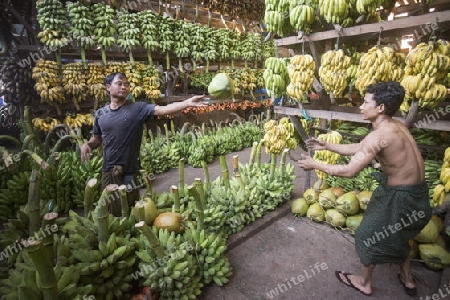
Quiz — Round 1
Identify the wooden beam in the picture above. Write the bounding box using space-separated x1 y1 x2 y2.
275 11 450 46
2 2 39 41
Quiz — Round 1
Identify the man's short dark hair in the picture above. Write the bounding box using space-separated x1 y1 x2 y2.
105 72 127 86
365 81 405 117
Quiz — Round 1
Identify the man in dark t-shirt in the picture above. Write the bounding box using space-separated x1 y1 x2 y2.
80 72 205 216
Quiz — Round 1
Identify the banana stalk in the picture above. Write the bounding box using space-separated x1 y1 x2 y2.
28 170 42 237
23 106 34 135
135 221 165 259
269 153 277 181
1 146 16 172
201 160 210 193
22 150 50 171
188 185 204 231
21 134 41 152
171 185 180 213
249 141 258 168
233 155 245 189
26 240 58 300
44 124 71 151
220 155 230 189
179 158 185 197
256 139 264 167
136 201 146 222
195 178 207 211
98 184 117 243
84 178 98 217
41 212 58 263
119 185 129 217
140 169 153 197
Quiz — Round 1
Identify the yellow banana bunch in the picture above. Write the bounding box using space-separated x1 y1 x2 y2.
263 57 290 97
319 0 349 25
313 131 342 180
32 59 65 108
63 113 92 129
105 62 126 75
142 64 161 101
279 117 299 150
431 147 450 206
62 62 87 111
32 117 60 132
354 46 394 96
432 184 447 207
391 52 406 82
125 62 145 99
87 63 107 109
287 54 316 103
400 40 450 113
319 49 351 98
263 120 288 155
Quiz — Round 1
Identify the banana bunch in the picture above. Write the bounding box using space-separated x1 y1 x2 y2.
137 10 159 65
106 61 126 75
440 147 450 192
400 40 450 112
264 0 285 34
287 54 316 102
92 3 116 65
204 27 219 73
64 113 91 129
60 208 137 299
354 46 394 96
347 52 364 87
240 32 258 65
71 150 102 208
186 135 215 168
326 157 379 191
217 29 231 65
173 20 192 73
0 57 34 106
62 62 87 111
425 159 443 207
55 152 74 213
0 171 31 221
32 116 60 132
66 1 95 67
313 131 342 180
229 31 242 69
290 0 316 34
319 49 351 98
433 184 448 207
432 145 449 207
124 62 145 99
263 57 290 97
158 16 175 70
117 8 141 64
391 52 406 82
87 63 107 109
32 60 65 106
351 126 370 136
142 64 161 101
443 72 450 88
188 226 233 286
140 131 172 174
135 228 203 299
279 117 299 150
36 0 70 50
263 120 288 155
356 0 382 14
189 23 206 71
319 0 349 25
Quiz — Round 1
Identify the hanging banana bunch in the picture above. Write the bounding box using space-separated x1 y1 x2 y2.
279 117 299 150
138 10 159 65
217 28 231 71
32 59 65 114
87 63 107 109
189 23 206 72
263 57 290 98
347 51 363 90
66 1 95 69
391 52 406 82
264 0 293 37
289 0 317 35
62 62 87 111
252 34 264 69
263 37 276 60
106 61 126 75
354 46 394 95
36 0 70 67
229 30 242 70
93 3 116 65
173 20 191 73
158 15 175 70
263 120 288 155
116 9 141 65
142 64 161 101
241 32 256 69
0 57 34 106
356 0 382 15
124 62 145 99
319 0 349 25
204 27 219 73
32 116 60 132
64 113 90 129
313 130 342 180
319 48 352 99
400 40 450 114
286 54 316 102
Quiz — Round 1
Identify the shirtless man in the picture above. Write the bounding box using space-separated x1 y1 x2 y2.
298 81 431 296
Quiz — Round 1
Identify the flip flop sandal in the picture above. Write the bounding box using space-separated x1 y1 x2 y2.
398 273 417 296
335 271 372 296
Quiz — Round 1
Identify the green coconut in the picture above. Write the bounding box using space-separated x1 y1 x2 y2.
208 73 234 100
418 243 450 270
307 203 325 222
346 213 364 232
133 197 159 225
335 192 360 216
325 209 346 227
318 188 337 210
303 188 319 205
414 219 439 243
357 190 372 210
291 198 309 217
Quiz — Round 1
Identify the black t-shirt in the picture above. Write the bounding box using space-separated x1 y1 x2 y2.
93 102 156 173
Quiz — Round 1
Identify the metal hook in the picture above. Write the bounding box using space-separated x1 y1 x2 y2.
377 26 383 46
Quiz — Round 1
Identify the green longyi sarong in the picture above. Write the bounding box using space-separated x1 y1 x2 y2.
355 172 432 266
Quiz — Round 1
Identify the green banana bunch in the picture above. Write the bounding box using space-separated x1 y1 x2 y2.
319 0 349 25
0 170 31 221
189 23 206 71
217 28 231 65
71 150 103 208
204 27 219 73
356 0 382 14
137 10 159 65
116 8 141 64
54 152 73 213
263 57 290 97
350 126 370 136
290 0 316 34
173 20 192 72
92 3 116 65
400 39 450 113
319 49 352 98
140 129 172 174
66 1 95 67
186 135 215 168
158 15 175 70
287 54 316 102
36 0 70 50
229 30 242 69
264 0 293 37
240 32 257 65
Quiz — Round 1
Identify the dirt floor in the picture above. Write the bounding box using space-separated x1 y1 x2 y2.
150 146 448 300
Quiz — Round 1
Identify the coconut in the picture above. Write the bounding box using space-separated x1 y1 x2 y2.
335 192 360 216
208 73 234 100
307 203 325 222
431 215 444 233
418 243 450 270
357 191 372 210
408 239 418 259
325 209 346 227
346 213 364 232
133 198 159 225
436 235 447 249
153 212 184 234
291 198 309 217
414 219 439 243
329 186 345 198
303 188 319 205
318 188 337 210
313 179 330 192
